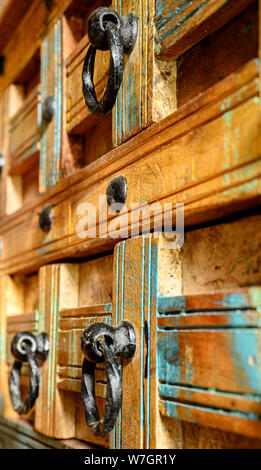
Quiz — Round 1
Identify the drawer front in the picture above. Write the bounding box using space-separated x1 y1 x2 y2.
157 289 261 438
9 86 41 175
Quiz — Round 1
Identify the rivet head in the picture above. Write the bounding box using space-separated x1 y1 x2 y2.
106 175 127 211
0 154 5 173
42 96 55 123
38 205 53 233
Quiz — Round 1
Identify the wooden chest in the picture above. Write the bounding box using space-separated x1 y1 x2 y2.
0 0 260 449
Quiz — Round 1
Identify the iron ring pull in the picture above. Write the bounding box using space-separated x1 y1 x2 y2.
80 321 136 437
82 7 138 116
9 331 49 415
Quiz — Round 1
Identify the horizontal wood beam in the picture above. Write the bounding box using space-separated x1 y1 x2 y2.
155 0 255 59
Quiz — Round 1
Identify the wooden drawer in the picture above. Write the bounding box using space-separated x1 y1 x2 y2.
1 272 39 422
9 86 41 176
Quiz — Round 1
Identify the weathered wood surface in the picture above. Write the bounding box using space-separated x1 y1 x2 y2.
35 257 113 447
40 21 62 191
0 59 260 275
112 0 177 145
9 86 41 176
177 2 258 107
0 0 73 98
155 0 255 59
0 415 94 449
66 35 110 135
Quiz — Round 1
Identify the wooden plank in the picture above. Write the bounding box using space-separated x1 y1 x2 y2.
35 260 113 448
40 20 62 191
66 35 110 135
112 0 177 145
0 0 31 52
159 399 261 440
0 0 73 98
9 86 41 175
154 0 255 59
0 60 260 274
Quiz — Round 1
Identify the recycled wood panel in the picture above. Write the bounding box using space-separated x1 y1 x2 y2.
9 86 41 175
35 258 114 447
154 0 255 59
112 0 176 145
66 35 110 135
0 59 260 275
157 287 261 438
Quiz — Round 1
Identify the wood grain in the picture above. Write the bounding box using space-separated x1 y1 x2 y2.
35 259 113 447
155 0 255 59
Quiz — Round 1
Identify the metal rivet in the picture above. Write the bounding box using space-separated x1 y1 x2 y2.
38 205 53 233
106 175 127 211
42 96 55 123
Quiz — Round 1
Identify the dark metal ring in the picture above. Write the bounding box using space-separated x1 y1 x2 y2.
82 23 123 116
9 343 40 415
81 340 122 437
82 7 138 116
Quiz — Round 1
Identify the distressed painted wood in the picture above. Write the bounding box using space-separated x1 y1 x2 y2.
157 287 261 438
0 1 32 52
177 2 258 107
40 21 63 191
9 85 41 175
154 0 255 59
35 256 114 447
112 235 159 449
66 35 110 136
112 0 177 145
0 59 260 275
0 0 73 98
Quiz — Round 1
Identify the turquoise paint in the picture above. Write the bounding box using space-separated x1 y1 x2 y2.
161 399 260 422
229 329 261 395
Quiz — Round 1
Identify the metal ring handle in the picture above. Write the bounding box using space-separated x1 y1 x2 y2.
81 340 122 437
82 7 138 116
9 343 40 415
